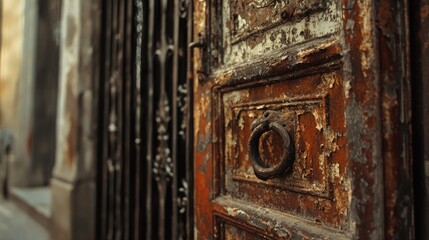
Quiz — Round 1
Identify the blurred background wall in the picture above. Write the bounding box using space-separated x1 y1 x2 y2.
0 0 24 130
1 0 60 188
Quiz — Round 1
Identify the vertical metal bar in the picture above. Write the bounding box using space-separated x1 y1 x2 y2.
146 0 155 238
172 0 180 238
185 0 194 237
134 0 143 239
100 0 113 238
123 0 133 239
107 0 118 238
113 0 123 238
157 1 167 237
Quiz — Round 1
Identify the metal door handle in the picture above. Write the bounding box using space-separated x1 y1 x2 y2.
248 111 294 180
189 32 207 82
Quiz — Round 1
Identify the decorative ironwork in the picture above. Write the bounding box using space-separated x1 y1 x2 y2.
180 0 189 18
178 84 188 140
99 0 192 239
135 0 143 146
177 179 189 214
154 95 173 181
108 72 118 135
99 0 133 239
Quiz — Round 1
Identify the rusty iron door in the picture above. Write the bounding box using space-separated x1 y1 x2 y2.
192 0 413 239
98 0 193 239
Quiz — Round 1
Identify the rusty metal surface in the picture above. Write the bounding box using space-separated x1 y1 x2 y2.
248 110 294 181
193 0 413 239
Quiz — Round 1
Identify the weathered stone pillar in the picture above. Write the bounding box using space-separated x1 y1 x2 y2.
32 0 61 186
9 0 37 187
9 0 61 188
51 0 100 239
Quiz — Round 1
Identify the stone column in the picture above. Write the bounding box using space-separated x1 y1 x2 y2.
9 0 37 187
9 0 61 188
51 0 100 239
31 0 61 186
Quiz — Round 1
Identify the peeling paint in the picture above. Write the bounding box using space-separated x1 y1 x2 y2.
197 132 212 153
223 0 341 65
193 0 411 237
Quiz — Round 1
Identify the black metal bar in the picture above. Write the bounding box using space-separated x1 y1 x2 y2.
146 0 155 238
123 0 133 239
106 0 116 238
186 0 194 238
133 0 144 239
172 0 180 237
98 0 111 238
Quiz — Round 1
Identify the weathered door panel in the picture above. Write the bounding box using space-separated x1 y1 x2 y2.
193 0 412 239
216 70 347 228
222 0 341 66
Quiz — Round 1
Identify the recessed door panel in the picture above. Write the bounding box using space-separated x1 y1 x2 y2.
213 70 348 230
222 0 341 65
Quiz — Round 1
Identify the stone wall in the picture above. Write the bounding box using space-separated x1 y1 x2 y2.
0 0 23 129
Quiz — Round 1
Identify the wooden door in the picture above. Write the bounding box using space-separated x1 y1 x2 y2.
192 0 413 239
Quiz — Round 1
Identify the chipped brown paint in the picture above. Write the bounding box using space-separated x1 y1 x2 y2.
219 72 348 227
194 0 413 239
341 0 383 238
193 0 212 239
342 0 412 239
378 0 413 239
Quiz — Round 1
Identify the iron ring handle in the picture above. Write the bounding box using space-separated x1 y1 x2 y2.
248 119 293 181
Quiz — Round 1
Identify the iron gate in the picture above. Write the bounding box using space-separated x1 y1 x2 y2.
98 0 193 239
